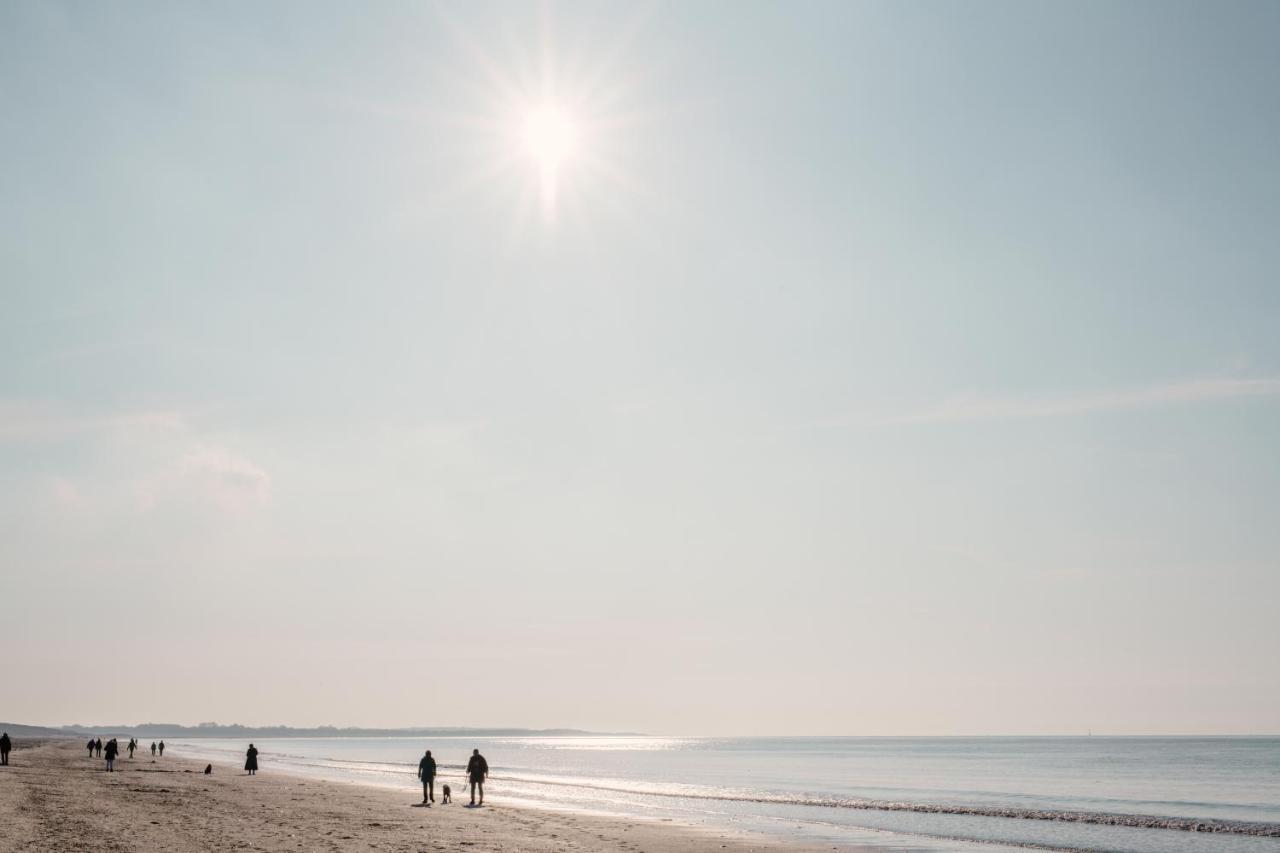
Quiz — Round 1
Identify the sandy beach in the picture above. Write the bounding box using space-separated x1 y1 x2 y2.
0 741 859 853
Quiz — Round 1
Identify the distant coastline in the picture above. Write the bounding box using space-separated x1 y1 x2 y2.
0 722 644 739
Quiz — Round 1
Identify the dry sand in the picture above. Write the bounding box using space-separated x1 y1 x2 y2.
0 740 868 853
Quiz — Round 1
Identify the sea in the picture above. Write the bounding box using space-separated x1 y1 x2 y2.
164 736 1280 853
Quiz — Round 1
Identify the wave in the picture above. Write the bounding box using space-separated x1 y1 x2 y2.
491 773 1280 838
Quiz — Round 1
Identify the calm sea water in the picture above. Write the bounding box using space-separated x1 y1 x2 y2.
165 736 1280 853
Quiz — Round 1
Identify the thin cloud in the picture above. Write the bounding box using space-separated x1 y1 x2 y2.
182 445 271 507
822 376 1280 428
2 399 270 512
0 399 185 443
49 476 84 507
135 445 272 512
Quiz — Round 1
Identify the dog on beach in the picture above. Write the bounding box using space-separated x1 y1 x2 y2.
204 764 212 775
441 784 451 804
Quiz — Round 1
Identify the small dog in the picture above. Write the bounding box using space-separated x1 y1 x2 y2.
441 784 452 804
204 764 212 775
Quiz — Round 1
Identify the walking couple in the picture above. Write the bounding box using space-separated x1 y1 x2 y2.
417 748 488 806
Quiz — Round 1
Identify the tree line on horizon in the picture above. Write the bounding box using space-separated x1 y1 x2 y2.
1 721 642 738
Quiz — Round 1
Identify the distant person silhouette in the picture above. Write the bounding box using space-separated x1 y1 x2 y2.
1 731 11 765
94 738 102 757
417 750 436 804
150 742 157 757
158 740 165 757
466 749 488 806
244 744 258 775
127 738 136 758
87 739 96 759
104 738 118 772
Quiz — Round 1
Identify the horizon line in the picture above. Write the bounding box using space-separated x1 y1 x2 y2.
7 722 1278 739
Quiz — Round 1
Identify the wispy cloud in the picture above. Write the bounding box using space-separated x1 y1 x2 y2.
821 376 1280 428
2 399 270 513
0 399 185 443
48 476 84 507
136 445 272 512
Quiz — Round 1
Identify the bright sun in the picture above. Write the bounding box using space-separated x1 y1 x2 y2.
516 102 581 218
520 103 580 171
443 11 645 230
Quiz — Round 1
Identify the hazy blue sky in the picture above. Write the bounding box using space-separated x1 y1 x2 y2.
2 0 1277 735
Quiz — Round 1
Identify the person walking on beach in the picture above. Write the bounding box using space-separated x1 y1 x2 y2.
244 744 259 775
417 750 436 804
127 738 136 758
104 738 118 772
150 741 156 757
158 740 165 757
466 749 489 806
94 738 102 757
87 738 96 759
1 731 11 766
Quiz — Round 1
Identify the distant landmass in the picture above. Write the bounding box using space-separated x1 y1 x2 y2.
0 723 78 738
1 722 642 738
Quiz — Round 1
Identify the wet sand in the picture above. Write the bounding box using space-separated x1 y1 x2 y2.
0 740 866 852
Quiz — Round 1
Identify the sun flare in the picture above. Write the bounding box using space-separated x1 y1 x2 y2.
521 103 580 172
439 9 651 230
516 102 582 218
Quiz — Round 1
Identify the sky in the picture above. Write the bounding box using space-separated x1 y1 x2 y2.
2 0 1278 736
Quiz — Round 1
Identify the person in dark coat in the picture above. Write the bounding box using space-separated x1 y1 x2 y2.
244 744 259 775
1 732 11 765
104 738 118 772
417 750 436 804
127 738 136 758
158 740 165 757
94 738 102 757
150 741 157 757
465 749 489 806
86 739 95 759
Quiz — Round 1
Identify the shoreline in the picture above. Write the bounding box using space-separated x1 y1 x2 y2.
0 740 876 852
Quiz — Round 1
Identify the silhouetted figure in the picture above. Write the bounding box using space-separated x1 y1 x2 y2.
158 740 165 757
104 738 118 772
94 738 102 758
417 750 436 804
1 732 11 766
86 739 95 759
127 738 136 758
466 749 488 806
204 763 212 775
150 742 157 757
244 744 258 775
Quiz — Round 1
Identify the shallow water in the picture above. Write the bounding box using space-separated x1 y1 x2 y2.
165 736 1280 853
